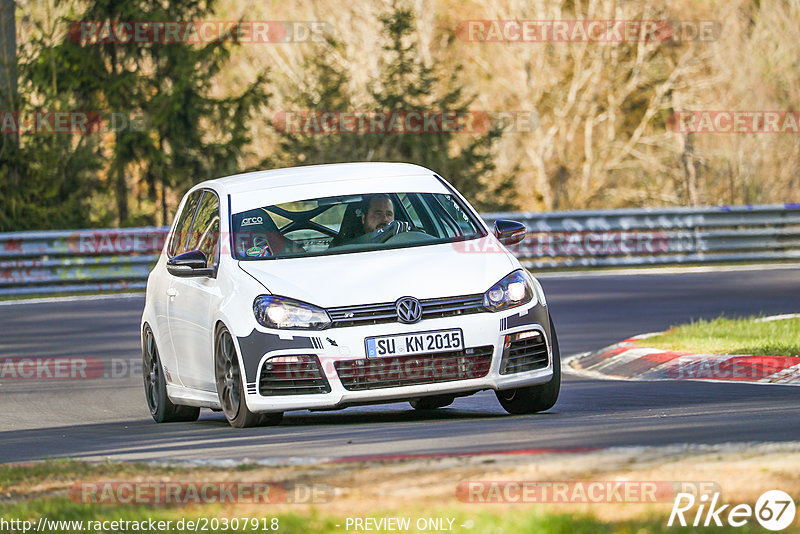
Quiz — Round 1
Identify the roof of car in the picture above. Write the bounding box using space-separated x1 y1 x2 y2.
208 162 435 195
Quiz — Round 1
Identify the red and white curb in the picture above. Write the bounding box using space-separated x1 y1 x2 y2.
566 333 800 386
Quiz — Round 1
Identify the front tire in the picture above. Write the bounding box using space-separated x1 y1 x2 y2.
142 326 200 423
495 314 561 415
214 327 283 428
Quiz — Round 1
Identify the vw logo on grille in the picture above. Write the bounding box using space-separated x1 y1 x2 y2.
395 297 422 324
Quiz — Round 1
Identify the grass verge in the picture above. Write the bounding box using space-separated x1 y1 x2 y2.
644 316 800 357
0 459 193 488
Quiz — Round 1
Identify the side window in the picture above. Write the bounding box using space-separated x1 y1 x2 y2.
167 190 202 257
187 192 220 267
435 194 474 234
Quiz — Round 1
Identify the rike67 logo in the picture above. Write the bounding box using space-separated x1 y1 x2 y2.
668 490 796 531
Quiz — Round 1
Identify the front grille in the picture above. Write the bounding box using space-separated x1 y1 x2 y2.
500 331 549 374
327 294 485 328
334 346 493 391
258 355 331 396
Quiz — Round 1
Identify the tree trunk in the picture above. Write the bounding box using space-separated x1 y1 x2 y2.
0 0 16 107
681 132 699 206
114 163 128 224
109 40 128 225
1 0 18 223
1 0 17 154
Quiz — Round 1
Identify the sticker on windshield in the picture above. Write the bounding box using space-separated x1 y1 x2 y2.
246 246 270 257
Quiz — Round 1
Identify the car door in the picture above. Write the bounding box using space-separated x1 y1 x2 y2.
156 190 203 377
166 190 223 392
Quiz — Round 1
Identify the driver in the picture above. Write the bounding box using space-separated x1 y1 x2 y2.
360 194 411 241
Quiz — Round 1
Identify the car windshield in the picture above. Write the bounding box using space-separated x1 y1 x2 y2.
232 192 485 260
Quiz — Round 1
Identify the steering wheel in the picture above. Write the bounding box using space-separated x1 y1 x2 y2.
383 230 437 245
371 221 416 243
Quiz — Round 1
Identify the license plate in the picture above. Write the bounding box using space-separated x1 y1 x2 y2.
365 329 464 359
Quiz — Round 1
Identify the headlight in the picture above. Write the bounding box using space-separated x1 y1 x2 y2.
483 270 536 312
253 295 331 330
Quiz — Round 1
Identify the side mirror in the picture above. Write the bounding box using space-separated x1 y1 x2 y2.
167 250 215 278
494 220 526 247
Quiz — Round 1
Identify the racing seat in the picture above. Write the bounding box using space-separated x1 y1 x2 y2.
328 204 364 247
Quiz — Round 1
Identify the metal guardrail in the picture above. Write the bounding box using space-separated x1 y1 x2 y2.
482 203 800 270
1 204 799 296
0 228 166 296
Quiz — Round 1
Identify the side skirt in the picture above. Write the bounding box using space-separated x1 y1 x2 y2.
166 383 222 409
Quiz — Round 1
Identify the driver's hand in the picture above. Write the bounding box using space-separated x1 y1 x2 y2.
370 220 411 242
392 221 411 233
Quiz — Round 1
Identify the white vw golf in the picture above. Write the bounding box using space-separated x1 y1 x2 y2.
141 162 560 427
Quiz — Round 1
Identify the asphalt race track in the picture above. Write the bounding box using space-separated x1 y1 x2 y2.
1 267 799 464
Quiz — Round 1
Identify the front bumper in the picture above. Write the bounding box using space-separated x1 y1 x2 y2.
236 302 552 413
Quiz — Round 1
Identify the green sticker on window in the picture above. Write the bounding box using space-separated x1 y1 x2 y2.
246 246 268 257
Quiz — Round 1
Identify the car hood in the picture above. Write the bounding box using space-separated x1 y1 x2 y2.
238 238 518 308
